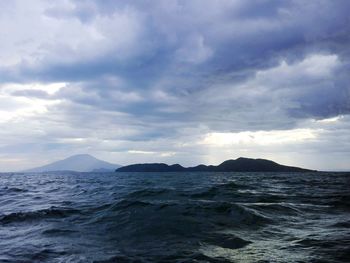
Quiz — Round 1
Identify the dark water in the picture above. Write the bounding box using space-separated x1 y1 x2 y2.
0 172 349 263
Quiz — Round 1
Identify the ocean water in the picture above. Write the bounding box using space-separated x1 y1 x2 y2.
0 172 349 263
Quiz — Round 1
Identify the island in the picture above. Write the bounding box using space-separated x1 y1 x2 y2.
116 157 315 172
23 154 121 173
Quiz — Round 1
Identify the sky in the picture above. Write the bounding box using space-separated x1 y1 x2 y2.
0 0 349 171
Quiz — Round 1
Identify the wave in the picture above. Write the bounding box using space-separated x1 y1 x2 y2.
88 198 272 231
0 187 28 193
42 228 78 235
246 203 302 216
331 221 350 228
124 188 171 198
110 199 153 210
204 233 252 249
190 181 248 199
327 195 350 211
29 249 67 262
0 207 81 224
94 252 228 263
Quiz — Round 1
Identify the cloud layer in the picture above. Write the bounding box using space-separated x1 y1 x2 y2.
0 0 349 171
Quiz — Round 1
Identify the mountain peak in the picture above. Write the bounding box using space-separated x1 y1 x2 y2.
65 154 97 160
23 154 121 173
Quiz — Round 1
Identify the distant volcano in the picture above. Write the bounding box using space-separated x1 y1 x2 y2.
23 154 121 173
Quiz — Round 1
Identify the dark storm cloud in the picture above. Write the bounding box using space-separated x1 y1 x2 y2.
2 0 349 125
290 62 350 119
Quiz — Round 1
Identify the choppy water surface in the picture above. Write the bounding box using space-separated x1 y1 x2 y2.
0 172 349 262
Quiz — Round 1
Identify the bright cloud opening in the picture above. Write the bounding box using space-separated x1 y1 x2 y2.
0 82 65 123
316 115 344 123
2 82 66 95
203 129 318 146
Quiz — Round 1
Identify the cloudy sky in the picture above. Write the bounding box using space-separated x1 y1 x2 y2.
0 0 349 171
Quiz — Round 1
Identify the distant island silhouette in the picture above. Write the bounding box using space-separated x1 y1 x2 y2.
23 154 121 173
116 157 315 172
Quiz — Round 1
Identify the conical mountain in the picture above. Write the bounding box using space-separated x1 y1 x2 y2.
24 154 121 172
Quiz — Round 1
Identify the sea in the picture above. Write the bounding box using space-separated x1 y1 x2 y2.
0 172 349 263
